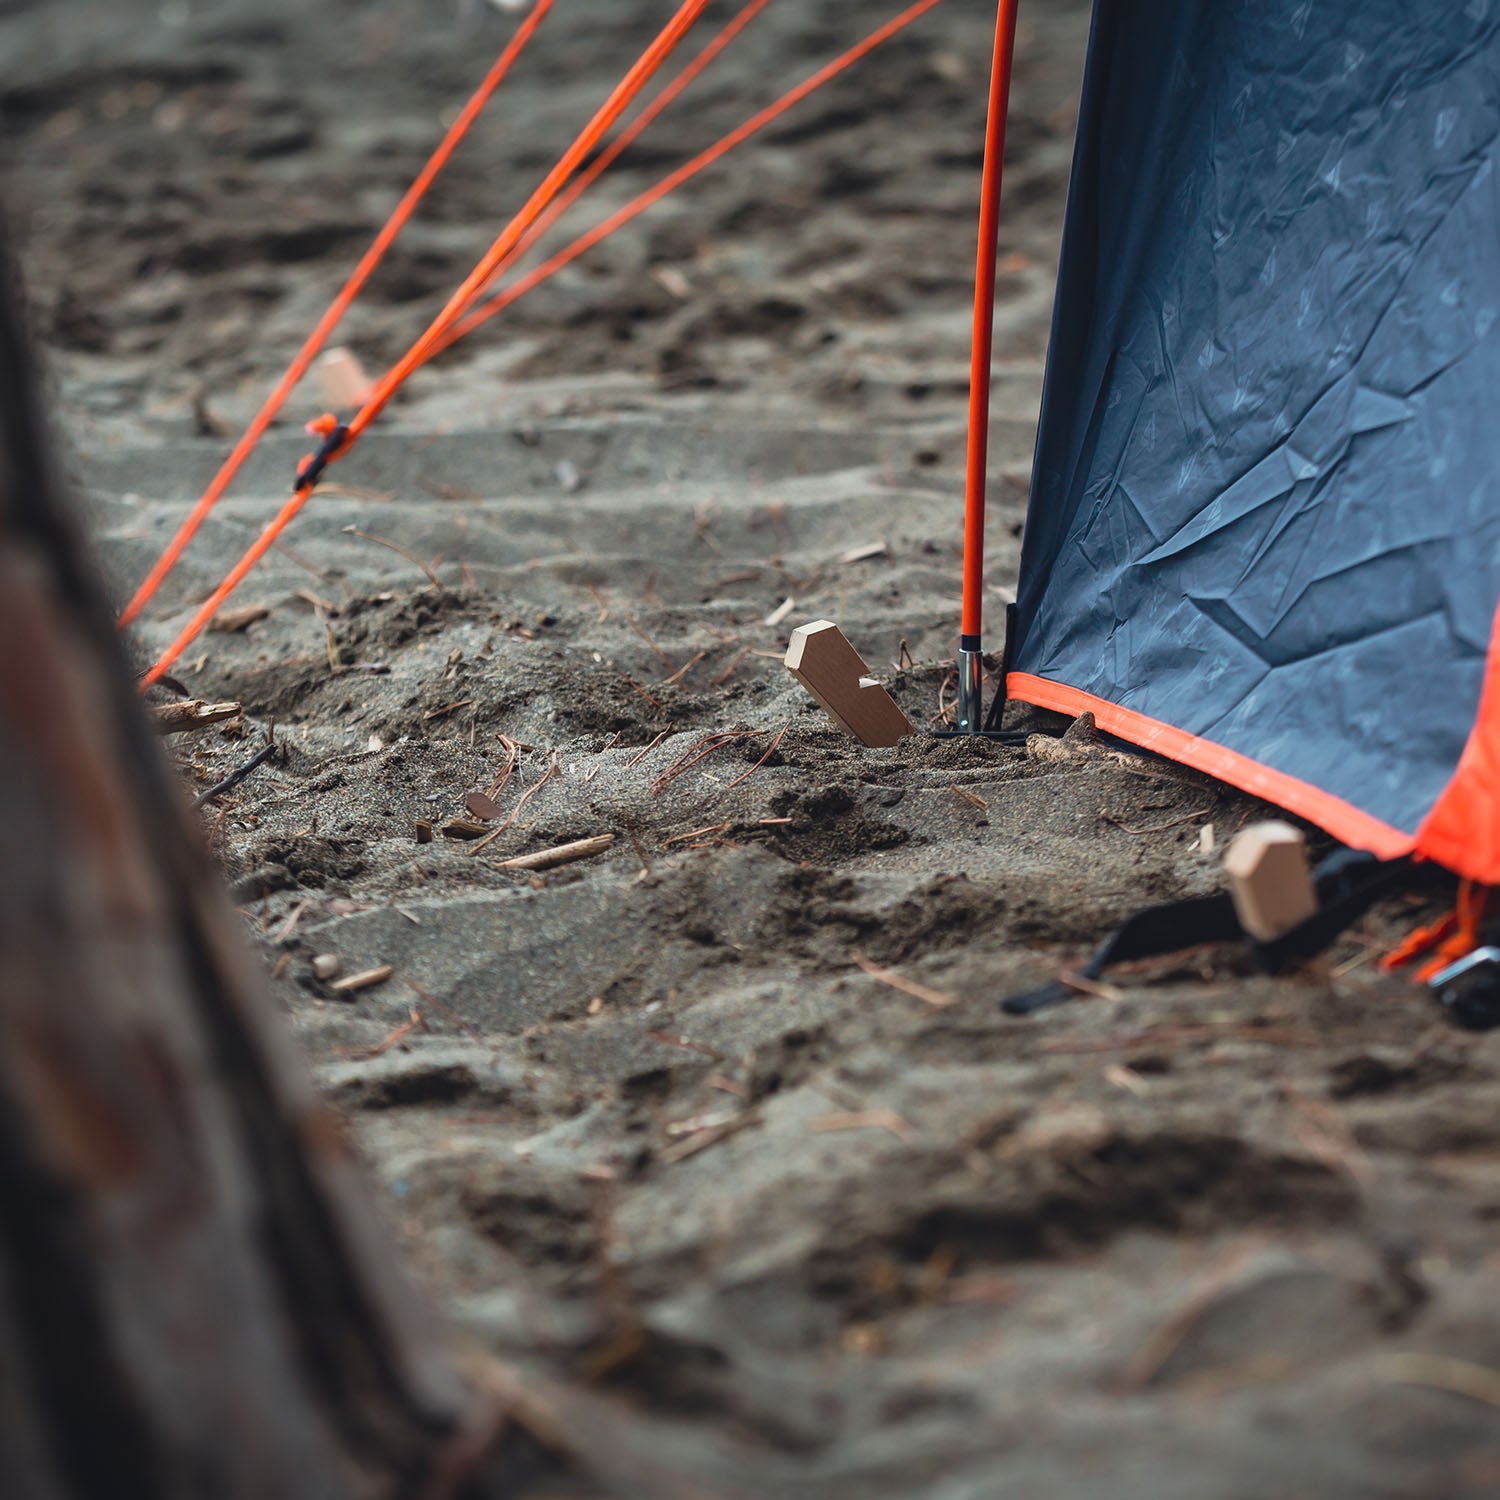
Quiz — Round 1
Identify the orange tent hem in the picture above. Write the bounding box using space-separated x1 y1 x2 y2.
1006 672 1415 863
1413 598 1500 885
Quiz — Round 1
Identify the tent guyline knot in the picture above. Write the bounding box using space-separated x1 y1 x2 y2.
296 416 350 494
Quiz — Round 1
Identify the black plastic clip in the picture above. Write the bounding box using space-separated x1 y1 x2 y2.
1429 946 1500 1031
295 421 349 493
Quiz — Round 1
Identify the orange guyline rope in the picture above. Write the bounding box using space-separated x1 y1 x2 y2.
118 0 555 628
432 0 951 360
464 0 782 312
139 0 951 687
140 0 719 686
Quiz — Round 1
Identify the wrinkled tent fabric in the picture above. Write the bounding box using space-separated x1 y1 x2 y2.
1009 0 1500 880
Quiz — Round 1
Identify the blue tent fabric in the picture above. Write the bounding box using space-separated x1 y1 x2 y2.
1012 0 1500 846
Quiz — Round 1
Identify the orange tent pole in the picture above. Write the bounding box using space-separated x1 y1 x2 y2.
958 0 1020 732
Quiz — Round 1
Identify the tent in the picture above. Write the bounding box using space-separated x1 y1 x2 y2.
1001 1 1500 884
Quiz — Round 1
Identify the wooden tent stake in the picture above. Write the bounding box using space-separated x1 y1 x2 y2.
785 621 914 748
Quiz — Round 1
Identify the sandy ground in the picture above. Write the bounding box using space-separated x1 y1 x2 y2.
8 1 1500 1495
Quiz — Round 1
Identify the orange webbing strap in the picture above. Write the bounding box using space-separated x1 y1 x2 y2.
140 0 717 687
454 0 779 322
432 0 951 360
118 0 554 629
1381 878 1492 983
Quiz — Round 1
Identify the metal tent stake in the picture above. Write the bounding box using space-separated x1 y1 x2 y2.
957 0 1020 734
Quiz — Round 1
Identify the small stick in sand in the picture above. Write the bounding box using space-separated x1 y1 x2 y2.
660 1112 760 1164
486 735 521 799
662 651 705 686
651 729 763 795
713 647 750 686
153 699 243 735
621 674 664 710
646 1031 722 1060
330 964 395 996
1100 808 1211 837
624 612 675 673
851 951 955 1009
811 1109 912 1139
193 742 276 809
662 823 731 848
625 729 671 770
494 834 615 872
471 760 561 853
338 1007 424 1059
341 526 442 588
726 719 791 790
208 603 270 633
272 899 309 946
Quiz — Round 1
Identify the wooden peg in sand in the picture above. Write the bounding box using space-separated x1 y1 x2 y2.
1222 820 1318 941
785 620 914 748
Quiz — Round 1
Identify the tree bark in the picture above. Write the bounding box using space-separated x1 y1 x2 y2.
0 230 486 1498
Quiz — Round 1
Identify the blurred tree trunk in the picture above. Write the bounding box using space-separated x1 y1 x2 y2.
0 233 485 1497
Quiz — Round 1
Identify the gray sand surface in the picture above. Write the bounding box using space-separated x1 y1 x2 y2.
7 1 1500 1494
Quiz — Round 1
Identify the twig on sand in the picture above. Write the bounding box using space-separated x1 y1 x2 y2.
662 651 705 686
625 729 671 769
646 1031 722 1061
486 735 521 799
811 1109 912 1139
493 834 615 872
935 670 956 726
621 674 664 710
624 612 675 673
194 742 276 809
1100 807 1211 836
951 785 989 813
330 964 395 996
341 525 442 587
154 699 242 735
660 1111 760 1163
662 823 731 848
851 951 955 1009
713 647 750 685
1369 1354 1500 1411
1057 972 1125 1003
650 729 763 795
471 759 560 852
271 899 309 945
208 603 270 633
726 719 791 789
1114 1240 1263 1393
337 1006 424 1059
